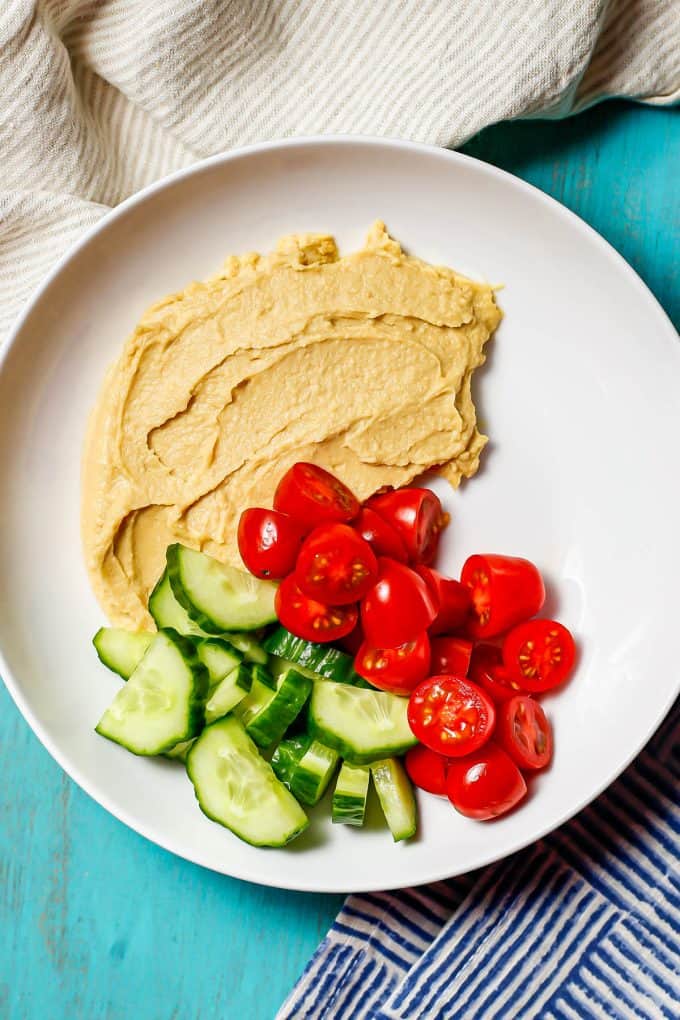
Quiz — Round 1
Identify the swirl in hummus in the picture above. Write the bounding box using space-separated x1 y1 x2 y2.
82 222 502 628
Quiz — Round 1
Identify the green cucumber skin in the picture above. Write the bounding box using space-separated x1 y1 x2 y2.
250 662 276 691
226 632 269 664
204 663 253 725
148 570 211 637
271 736 312 788
93 627 154 680
290 742 339 806
164 738 194 762
332 763 370 826
263 628 353 681
193 637 243 687
246 670 313 748
332 793 367 826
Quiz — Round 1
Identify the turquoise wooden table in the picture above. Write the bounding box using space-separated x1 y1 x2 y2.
1 100 677 1020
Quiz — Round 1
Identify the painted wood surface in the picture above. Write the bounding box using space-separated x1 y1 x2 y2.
1 101 677 1020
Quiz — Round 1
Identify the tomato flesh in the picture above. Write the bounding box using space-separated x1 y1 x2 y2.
430 636 473 677
274 574 357 643
274 462 359 528
355 631 430 695
408 674 495 758
497 695 553 770
353 507 408 562
446 743 527 820
367 488 447 564
503 619 576 692
361 557 438 647
468 643 524 704
405 745 449 795
295 523 378 605
461 554 545 638
416 566 471 635
237 508 307 579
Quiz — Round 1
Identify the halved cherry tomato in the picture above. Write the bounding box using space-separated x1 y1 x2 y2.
405 745 449 795
461 554 545 638
430 636 473 676
408 674 495 758
295 523 378 605
361 558 438 647
237 508 307 579
353 507 408 562
497 695 553 770
355 631 431 695
468 644 524 704
367 488 448 564
274 462 359 528
274 574 357 643
446 743 527 820
416 566 471 635
339 619 365 656
502 619 576 692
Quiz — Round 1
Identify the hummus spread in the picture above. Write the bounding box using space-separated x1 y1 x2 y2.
82 223 502 628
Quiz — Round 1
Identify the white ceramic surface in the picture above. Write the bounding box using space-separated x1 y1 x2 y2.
0 138 678 893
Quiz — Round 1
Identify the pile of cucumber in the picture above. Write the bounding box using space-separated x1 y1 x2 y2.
93 543 418 848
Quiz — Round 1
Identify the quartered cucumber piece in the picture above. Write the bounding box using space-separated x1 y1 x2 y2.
237 668 312 748
187 716 308 847
271 735 311 788
194 637 243 688
250 662 276 691
93 627 154 679
371 758 417 842
165 739 194 762
149 570 211 637
291 740 339 806
263 628 356 682
167 544 277 633
332 763 370 826
204 663 253 724
96 629 208 755
309 682 417 765
225 632 269 665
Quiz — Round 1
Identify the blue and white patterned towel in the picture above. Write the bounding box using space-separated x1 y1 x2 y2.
279 704 679 1019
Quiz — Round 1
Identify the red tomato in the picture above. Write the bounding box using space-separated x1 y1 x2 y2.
237 508 307 579
497 695 553 770
295 523 378 606
339 619 365 656
405 745 449 795
367 488 448 564
468 644 525 704
446 743 527 820
353 507 408 562
274 462 359 528
274 575 357 643
502 619 576 692
355 631 431 695
361 558 438 647
430 636 473 676
461 554 545 638
408 674 495 758
416 566 471 635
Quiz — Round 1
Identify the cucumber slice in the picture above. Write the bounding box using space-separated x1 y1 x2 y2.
271 735 312 788
204 663 253 724
194 637 243 688
149 570 211 637
93 627 154 679
225 632 269 665
291 741 339 806
237 668 312 748
309 682 417 765
187 716 308 847
263 628 354 681
332 763 370 826
371 758 417 842
165 739 194 762
167 544 277 633
250 662 276 691
96 629 208 755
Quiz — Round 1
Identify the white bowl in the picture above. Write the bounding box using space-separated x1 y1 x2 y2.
1 138 678 893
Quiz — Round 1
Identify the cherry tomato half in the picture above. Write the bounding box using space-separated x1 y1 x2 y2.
461 554 545 638
274 462 359 528
361 557 439 647
502 619 576 692
405 745 449 795
446 743 527 820
408 674 495 758
367 488 448 564
295 523 378 605
274 574 358 643
237 508 307 579
355 631 431 695
339 619 365 656
497 695 553 770
430 636 473 677
468 644 524 704
416 566 471 635
353 507 408 562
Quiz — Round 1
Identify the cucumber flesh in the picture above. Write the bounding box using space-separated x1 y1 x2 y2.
167 544 277 633
148 571 211 638
225 632 269 665
371 758 417 842
96 629 208 755
250 662 276 691
238 668 312 748
194 637 243 688
332 763 370 826
93 627 154 679
291 740 339 806
271 735 312 788
165 739 194 762
309 682 417 765
187 716 308 847
204 663 253 724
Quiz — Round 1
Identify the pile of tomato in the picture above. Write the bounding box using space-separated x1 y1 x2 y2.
237 462 576 823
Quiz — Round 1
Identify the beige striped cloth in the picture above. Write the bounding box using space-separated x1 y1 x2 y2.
1 0 678 343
